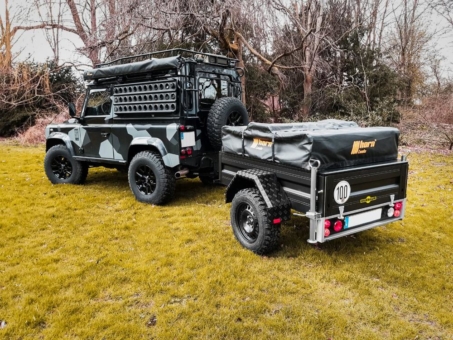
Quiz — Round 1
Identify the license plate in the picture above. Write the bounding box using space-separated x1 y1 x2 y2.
180 132 196 147
344 208 382 229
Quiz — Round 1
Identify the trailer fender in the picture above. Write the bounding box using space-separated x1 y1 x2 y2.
226 169 292 222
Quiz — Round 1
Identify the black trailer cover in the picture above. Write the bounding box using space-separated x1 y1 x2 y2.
83 56 181 81
222 119 399 170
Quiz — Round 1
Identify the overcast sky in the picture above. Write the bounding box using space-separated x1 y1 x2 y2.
2 0 453 76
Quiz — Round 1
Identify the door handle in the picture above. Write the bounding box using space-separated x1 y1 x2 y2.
101 132 110 138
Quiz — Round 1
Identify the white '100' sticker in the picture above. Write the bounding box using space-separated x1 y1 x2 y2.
334 181 351 204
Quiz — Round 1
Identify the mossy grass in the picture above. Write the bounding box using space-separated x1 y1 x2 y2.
0 142 452 339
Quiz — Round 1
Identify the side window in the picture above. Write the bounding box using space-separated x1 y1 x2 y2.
84 89 112 116
199 78 229 101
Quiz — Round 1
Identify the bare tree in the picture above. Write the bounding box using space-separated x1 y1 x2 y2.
387 0 432 103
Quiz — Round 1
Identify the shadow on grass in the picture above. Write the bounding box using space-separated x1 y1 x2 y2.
274 214 404 260
83 168 225 205
84 169 408 264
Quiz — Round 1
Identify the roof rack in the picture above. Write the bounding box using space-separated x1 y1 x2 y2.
95 49 238 68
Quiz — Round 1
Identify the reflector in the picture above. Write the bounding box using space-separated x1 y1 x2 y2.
273 218 282 224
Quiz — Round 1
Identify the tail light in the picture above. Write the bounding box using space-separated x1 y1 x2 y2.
324 220 331 229
393 201 403 217
179 125 186 131
324 228 331 237
273 218 282 224
180 147 193 159
333 220 343 232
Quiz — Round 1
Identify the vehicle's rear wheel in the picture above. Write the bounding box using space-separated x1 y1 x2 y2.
207 97 249 151
128 150 175 205
230 188 280 255
44 144 88 184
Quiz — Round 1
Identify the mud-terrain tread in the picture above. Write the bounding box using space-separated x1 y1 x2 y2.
128 150 175 205
44 144 88 184
207 97 248 151
230 188 280 255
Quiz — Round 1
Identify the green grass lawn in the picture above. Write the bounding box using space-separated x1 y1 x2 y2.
0 142 452 339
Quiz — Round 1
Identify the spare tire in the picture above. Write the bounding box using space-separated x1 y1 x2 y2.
207 97 249 151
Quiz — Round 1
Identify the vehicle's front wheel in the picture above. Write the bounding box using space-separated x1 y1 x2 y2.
230 188 280 255
44 144 88 184
128 151 175 205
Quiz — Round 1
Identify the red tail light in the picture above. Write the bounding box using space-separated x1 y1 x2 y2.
394 202 403 210
324 220 331 229
273 218 282 224
187 147 193 155
393 209 401 218
179 125 186 131
333 220 343 232
324 228 331 237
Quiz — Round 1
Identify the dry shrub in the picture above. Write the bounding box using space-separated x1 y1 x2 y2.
399 94 453 150
17 109 69 145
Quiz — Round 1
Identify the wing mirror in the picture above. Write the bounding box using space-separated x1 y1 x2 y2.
68 102 76 117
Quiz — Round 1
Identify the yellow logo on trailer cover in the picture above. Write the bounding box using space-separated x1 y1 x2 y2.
250 138 273 150
360 196 377 204
351 140 377 155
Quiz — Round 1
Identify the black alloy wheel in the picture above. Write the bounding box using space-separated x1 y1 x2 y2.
135 165 157 195
50 155 73 180
226 111 245 126
44 144 88 184
128 150 175 205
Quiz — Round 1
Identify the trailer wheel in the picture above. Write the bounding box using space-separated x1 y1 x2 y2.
207 97 249 151
230 188 280 255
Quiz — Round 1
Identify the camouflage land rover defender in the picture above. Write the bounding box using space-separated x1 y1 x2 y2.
44 49 249 205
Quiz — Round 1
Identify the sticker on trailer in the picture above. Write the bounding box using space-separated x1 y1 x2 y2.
334 180 351 204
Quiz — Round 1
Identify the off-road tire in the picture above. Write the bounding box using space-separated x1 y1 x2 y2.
44 144 88 184
128 150 175 205
207 97 249 151
230 188 280 255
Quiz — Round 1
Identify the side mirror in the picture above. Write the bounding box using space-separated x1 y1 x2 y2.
68 102 76 117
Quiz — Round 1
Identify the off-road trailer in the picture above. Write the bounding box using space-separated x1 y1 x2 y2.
219 122 409 254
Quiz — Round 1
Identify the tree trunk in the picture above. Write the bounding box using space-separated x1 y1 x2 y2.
302 73 313 118
236 35 246 106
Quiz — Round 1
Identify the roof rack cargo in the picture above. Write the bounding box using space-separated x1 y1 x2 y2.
95 48 238 69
